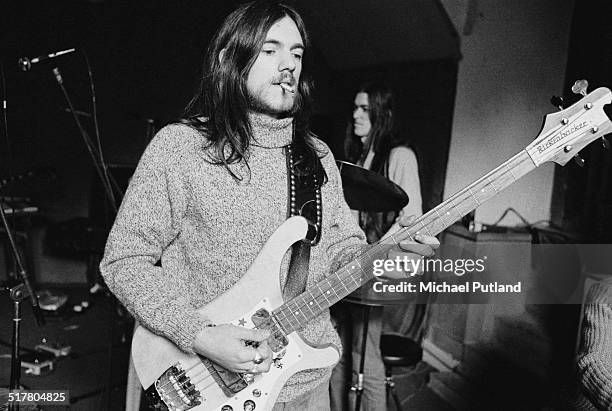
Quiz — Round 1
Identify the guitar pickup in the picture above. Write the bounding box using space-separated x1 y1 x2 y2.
251 308 288 352
196 307 290 398
202 358 248 396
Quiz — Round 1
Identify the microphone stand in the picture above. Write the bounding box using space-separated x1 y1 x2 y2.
2 61 44 411
51 67 117 213
1 201 45 411
50 66 120 411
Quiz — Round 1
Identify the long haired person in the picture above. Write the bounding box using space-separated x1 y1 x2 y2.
101 4 436 409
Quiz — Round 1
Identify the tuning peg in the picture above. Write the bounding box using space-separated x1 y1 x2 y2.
550 95 565 110
571 79 589 96
602 137 610 150
574 154 585 167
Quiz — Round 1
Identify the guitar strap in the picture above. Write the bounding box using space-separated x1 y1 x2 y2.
283 143 322 301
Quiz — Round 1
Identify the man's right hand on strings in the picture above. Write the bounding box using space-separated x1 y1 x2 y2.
193 324 273 374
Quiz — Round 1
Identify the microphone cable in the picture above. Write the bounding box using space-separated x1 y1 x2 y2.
81 49 119 212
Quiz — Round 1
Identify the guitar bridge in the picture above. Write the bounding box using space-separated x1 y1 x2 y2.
148 364 202 411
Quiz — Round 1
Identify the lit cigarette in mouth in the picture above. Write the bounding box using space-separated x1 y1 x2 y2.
280 83 295 93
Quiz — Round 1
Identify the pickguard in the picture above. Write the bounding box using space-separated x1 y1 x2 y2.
151 298 302 411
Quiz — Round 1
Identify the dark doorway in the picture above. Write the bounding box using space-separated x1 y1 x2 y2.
550 0 612 242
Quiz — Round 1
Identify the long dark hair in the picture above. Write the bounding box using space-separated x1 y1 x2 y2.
182 0 325 182
344 82 401 174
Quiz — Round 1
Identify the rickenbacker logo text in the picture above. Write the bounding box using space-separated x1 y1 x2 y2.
536 121 588 153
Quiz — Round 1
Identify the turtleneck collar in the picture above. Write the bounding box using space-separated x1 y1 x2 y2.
249 112 293 148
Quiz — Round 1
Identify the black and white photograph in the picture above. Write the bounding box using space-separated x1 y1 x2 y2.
1 0 611 410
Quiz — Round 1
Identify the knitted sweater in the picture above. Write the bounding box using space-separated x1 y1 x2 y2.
577 279 612 410
99 114 366 402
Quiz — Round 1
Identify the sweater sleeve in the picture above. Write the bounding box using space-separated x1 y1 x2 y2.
388 146 422 218
100 125 209 354
577 280 612 409
318 145 368 273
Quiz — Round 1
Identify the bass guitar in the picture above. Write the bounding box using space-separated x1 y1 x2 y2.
131 83 612 411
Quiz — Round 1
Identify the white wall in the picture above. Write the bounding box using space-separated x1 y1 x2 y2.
441 0 575 225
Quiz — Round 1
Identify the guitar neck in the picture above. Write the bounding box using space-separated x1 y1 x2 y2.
273 149 537 334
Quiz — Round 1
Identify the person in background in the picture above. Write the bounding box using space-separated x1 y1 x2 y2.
346 82 422 242
575 278 612 409
331 82 423 410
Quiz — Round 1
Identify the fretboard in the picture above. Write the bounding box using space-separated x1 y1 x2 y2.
273 149 536 334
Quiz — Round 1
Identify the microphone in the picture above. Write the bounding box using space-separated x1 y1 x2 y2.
18 48 76 71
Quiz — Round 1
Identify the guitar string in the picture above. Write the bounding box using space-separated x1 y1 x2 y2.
273 239 402 333
272 152 532 330
155 361 253 401
275 152 509 332
156 361 268 401
153 362 211 395
154 350 268 399
275 244 382 329
155 301 293 394
275 198 510 333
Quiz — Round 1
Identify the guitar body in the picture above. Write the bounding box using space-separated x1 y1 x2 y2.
131 216 340 410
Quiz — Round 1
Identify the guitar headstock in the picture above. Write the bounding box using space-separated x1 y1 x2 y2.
526 84 612 166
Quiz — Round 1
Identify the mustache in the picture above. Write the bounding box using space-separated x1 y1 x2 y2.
271 73 296 86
